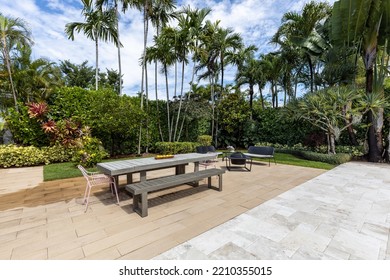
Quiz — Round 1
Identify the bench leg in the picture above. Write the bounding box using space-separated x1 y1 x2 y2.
218 174 223 191
207 175 223 191
133 193 148 217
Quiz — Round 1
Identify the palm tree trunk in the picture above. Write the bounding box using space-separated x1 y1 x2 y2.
366 66 382 162
155 60 164 141
2 43 18 111
164 64 171 142
258 85 264 110
115 1 122 95
155 27 163 141
138 4 149 155
173 58 186 142
307 54 314 93
177 59 197 142
95 36 99 91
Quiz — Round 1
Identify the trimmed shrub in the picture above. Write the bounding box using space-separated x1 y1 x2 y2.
197 135 212 146
154 142 198 154
277 149 352 165
0 144 75 168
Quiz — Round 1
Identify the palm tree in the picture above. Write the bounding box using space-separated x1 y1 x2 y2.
176 6 211 141
145 27 177 141
196 20 222 145
96 0 124 95
13 46 63 102
216 27 243 92
123 0 176 153
149 0 177 141
234 45 259 113
0 13 33 110
330 0 390 162
261 52 282 108
65 0 120 91
272 1 331 93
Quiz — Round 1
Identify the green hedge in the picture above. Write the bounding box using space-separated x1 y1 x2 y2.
154 142 199 154
0 144 75 168
277 149 353 165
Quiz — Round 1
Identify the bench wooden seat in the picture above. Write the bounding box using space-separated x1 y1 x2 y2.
125 168 225 217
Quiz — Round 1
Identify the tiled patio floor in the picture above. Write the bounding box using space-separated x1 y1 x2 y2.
0 160 324 259
155 162 390 260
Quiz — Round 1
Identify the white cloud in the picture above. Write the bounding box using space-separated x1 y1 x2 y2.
1 0 336 100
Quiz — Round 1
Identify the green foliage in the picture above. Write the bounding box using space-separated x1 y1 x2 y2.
49 87 144 155
154 142 198 154
197 135 212 146
4 105 50 147
296 151 353 165
0 144 75 168
254 108 315 146
72 136 108 167
49 87 91 121
218 91 251 147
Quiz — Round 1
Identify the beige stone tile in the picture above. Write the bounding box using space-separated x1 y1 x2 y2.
83 247 121 260
51 247 85 260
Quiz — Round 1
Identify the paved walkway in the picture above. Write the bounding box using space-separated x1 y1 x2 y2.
1 161 389 260
0 161 324 259
155 162 390 260
0 166 43 195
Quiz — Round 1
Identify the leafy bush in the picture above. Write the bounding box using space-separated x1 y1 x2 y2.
296 151 352 165
4 105 50 147
0 144 75 168
197 135 212 146
72 136 109 167
154 142 198 154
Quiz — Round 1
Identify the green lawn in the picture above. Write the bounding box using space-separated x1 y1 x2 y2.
257 152 335 170
43 152 335 181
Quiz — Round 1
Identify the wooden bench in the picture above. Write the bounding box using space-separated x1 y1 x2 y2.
243 146 276 166
125 168 225 217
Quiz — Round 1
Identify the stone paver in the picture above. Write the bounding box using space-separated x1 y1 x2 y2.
1 161 389 260
0 161 324 259
0 166 43 195
155 162 390 260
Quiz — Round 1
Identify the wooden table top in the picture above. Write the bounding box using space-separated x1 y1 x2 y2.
96 153 220 176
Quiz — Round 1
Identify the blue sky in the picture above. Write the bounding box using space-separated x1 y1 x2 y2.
0 0 336 99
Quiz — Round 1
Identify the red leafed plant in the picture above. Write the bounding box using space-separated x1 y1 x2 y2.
27 102 48 120
42 120 57 134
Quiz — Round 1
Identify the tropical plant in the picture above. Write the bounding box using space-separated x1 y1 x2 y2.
65 0 120 90
0 13 33 110
272 1 332 93
330 0 390 162
288 86 368 154
59 60 95 88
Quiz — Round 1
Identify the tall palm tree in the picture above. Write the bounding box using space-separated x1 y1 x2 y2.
96 0 124 95
149 0 177 141
0 13 33 110
233 45 259 113
272 1 331 93
65 0 120 91
123 0 176 153
145 27 177 141
197 20 222 145
262 52 282 108
216 27 243 92
176 6 211 141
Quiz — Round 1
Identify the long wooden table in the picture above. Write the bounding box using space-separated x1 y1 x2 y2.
96 152 220 185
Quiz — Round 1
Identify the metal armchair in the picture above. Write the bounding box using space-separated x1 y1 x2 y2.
226 152 252 171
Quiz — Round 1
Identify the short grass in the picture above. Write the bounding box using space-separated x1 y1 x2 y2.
43 152 334 181
258 152 335 170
